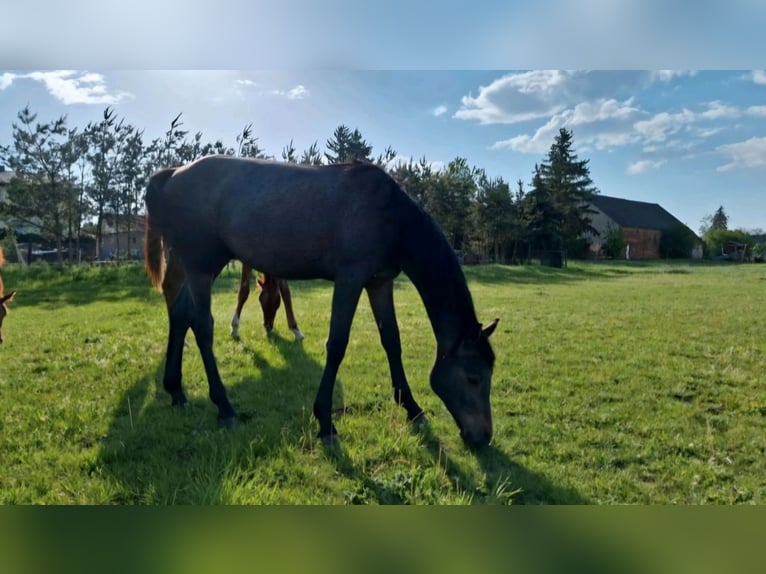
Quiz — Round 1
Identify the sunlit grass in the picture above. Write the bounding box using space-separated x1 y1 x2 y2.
1 260 765 504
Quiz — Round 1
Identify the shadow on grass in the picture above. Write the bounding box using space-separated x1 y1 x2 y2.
98 318 589 506
462 260 730 287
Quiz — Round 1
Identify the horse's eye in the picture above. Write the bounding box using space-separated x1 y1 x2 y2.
467 375 481 387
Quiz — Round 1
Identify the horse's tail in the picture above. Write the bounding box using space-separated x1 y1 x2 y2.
143 168 176 290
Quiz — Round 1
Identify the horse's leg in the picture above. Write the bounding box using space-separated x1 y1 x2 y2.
161 250 191 405
163 284 192 406
313 279 363 441
366 279 426 425
187 272 237 426
231 263 252 339
278 279 305 341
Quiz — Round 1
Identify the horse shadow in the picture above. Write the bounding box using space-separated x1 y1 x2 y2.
98 327 591 507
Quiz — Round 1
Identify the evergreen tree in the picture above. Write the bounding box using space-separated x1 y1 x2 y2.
0 106 77 263
538 128 598 252
325 125 373 164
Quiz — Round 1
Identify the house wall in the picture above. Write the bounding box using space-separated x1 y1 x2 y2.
622 227 661 259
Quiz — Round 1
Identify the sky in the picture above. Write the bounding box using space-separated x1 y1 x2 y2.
1 69 764 234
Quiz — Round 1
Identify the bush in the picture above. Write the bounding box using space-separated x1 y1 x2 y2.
660 225 699 259
602 226 625 259
703 228 753 259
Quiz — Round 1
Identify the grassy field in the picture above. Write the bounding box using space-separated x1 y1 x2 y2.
0 259 764 504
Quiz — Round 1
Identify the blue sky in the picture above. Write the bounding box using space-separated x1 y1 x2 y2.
1 69 764 233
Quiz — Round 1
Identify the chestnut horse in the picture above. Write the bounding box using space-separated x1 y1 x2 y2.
144 156 498 449
158 249 303 341
0 247 17 344
230 263 304 341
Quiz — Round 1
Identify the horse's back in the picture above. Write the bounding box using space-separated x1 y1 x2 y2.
158 156 409 280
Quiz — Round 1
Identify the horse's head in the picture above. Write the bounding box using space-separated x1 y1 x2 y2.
430 318 499 450
0 290 17 344
257 275 282 332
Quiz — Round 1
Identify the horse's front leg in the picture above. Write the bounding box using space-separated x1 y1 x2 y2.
188 273 237 427
278 279 305 341
366 279 426 426
313 279 363 442
230 263 252 340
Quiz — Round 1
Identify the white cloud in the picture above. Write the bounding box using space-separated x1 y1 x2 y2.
746 105 766 116
287 84 308 99
752 70 766 85
237 79 256 87
432 104 448 117
22 70 133 105
633 108 696 142
454 70 573 124
716 137 766 171
652 70 698 82
271 84 309 99
699 100 740 120
627 159 665 175
490 97 643 154
0 72 15 90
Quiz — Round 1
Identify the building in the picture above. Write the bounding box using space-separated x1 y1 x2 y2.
98 213 146 260
586 195 702 260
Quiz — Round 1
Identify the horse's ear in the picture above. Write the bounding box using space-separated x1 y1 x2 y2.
481 318 499 338
1 290 16 303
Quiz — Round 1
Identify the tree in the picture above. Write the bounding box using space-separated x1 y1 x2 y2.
471 170 515 262
521 164 563 257
236 124 268 159
85 107 130 259
116 126 145 258
299 141 323 165
537 128 599 254
700 205 728 236
424 157 475 250
0 106 77 263
282 139 298 163
325 124 373 164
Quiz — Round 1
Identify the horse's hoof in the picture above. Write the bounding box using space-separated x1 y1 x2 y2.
410 412 429 432
171 393 188 407
292 329 305 341
218 416 238 429
319 433 340 448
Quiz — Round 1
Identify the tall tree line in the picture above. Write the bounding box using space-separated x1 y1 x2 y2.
1 105 599 264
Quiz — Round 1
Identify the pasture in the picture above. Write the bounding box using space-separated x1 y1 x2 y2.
0 260 764 504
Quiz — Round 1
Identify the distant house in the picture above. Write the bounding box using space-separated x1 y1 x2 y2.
99 213 146 260
586 195 702 260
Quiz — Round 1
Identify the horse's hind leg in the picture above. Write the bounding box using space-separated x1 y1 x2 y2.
314 279 363 441
187 272 237 426
366 279 426 425
278 279 305 341
161 251 191 406
163 286 192 406
231 263 252 340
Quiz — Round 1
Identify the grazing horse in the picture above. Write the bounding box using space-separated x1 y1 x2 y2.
0 247 17 344
230 263 304 341
144 156 498 449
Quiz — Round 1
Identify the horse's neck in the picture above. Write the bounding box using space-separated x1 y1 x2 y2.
400 218 477 356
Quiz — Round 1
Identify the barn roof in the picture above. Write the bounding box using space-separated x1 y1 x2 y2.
590 194 687 231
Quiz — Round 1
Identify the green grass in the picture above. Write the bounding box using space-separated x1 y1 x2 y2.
1 260 765 504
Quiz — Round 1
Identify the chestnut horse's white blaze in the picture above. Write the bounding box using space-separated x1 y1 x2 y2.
144 156 498 449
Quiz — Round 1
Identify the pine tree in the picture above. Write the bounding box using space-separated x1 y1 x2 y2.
538 128 598 252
